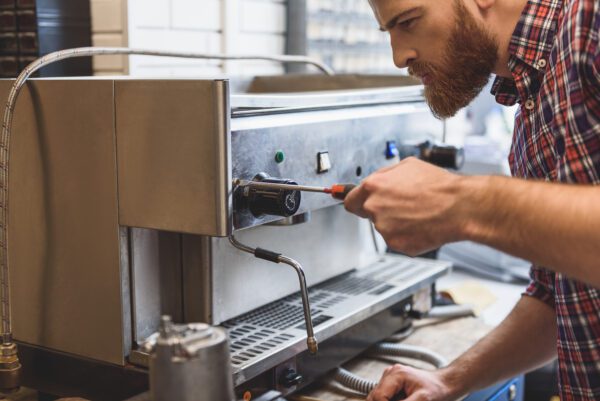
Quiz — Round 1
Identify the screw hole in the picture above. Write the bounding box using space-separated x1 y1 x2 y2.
356 166 362 176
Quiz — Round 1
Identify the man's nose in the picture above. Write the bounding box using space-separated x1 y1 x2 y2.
391 38 417 69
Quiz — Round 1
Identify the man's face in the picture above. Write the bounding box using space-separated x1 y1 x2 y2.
370 0 499 119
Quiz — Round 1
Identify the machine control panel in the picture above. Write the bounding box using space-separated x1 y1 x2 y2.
230 103 446 230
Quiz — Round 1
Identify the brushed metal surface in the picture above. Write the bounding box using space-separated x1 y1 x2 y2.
181 234 214 324
130 228 184 343
225 255 450 385
115 79 232 237
3 79 129 364
120 227 133 359
0 75 447 382
230 86 424 110
245 74 421 93
132 254 450 387
232 103 443 229
211 206 382 324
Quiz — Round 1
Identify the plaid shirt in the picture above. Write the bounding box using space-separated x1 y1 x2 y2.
491 0 600 399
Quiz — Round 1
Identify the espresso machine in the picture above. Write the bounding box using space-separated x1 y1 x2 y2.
0 73 453 400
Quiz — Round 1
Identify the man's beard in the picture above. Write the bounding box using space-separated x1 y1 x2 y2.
408 0 499 119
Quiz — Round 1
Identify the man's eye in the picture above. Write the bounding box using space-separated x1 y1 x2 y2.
398 18 417 29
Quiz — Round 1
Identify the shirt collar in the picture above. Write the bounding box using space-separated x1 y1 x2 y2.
491 0 563 106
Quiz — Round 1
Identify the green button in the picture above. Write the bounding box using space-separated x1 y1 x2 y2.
275 150 285 163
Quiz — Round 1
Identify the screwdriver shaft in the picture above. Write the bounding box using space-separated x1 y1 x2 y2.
235 179 329 193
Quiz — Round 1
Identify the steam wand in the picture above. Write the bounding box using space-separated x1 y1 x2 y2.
228 236 318 354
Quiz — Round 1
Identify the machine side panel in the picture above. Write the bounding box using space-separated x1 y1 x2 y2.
3 79 129 364
115 80 231 236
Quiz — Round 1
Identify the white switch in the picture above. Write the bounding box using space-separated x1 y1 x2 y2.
317 152 332 173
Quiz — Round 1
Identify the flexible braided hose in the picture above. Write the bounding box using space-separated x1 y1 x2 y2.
0 47 333 344
373 343 448 368
334 367 377 395
333 343 448 396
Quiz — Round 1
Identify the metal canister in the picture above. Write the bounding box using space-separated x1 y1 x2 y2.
149 316 235 401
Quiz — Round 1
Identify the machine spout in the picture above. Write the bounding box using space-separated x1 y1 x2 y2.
228 236 318 354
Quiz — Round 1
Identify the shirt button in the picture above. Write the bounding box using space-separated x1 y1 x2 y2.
525 99 535 110
537 59 547 69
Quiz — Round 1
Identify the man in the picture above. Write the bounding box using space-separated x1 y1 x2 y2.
344 0 600 400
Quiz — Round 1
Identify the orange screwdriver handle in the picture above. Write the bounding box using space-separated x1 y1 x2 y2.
329 184 357 200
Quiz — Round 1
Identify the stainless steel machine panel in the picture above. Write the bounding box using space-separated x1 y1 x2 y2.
2 79 131 364
224 254 450 385
200 206 383 324
115 79 231 237
1 75 453 398
244 74 422 94
133 253 451 388
231 102 441 229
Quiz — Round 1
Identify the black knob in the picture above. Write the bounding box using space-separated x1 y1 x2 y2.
419 142 465 170
427 145 465 170
244 174 301 218
279 368 303 388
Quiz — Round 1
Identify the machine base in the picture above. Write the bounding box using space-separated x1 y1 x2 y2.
16 343 148 401
236 297 413 398
16 296 413 401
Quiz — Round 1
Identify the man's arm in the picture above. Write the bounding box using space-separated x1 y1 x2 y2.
344 157 600 288
368 296 557 401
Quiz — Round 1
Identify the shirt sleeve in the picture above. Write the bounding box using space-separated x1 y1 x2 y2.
523 265 556 308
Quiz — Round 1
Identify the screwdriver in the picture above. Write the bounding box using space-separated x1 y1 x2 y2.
234 179 357 200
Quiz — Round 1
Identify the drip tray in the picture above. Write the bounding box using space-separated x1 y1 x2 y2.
222 254 451 386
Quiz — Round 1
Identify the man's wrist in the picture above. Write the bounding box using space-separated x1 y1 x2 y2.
436 366 470 400
453 175 497 244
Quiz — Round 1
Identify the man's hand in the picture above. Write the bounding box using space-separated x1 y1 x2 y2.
344 157 468 256
368 297 557 401
367 364 458 401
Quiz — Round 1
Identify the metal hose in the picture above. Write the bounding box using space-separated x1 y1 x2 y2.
333 343 448 396
0 46 333 345
373 343 448 368
334 367 376 395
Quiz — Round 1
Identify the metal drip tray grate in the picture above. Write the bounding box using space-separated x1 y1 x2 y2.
227 303 321 331
222 288 348 367
221 254 451 382
317 274 383 295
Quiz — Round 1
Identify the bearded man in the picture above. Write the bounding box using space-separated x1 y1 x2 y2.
344 0 600 400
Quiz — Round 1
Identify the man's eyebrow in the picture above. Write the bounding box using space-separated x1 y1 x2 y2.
379 7 423 32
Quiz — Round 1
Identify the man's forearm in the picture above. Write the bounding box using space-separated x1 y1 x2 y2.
460 175 600 288
439 296 557 398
